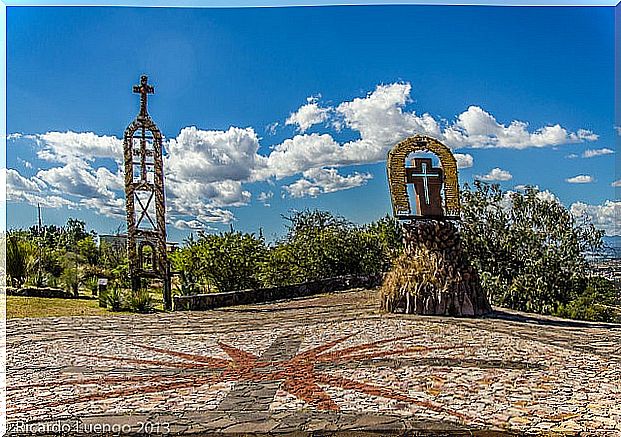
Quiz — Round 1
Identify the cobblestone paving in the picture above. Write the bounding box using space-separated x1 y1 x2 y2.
7 289 621 435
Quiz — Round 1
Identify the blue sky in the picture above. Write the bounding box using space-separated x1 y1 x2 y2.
5 5 619 241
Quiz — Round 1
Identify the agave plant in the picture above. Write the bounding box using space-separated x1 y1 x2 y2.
127 288 155 313
101 284 125 312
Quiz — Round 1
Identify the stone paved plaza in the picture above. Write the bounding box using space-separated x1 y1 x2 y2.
7 289 621 435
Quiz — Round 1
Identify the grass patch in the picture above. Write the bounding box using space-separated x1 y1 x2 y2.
6 296 132 319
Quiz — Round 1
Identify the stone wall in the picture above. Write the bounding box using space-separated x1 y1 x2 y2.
6 287 82 299
173 274 383 311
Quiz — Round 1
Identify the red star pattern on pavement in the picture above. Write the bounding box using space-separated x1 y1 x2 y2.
9 333 482 422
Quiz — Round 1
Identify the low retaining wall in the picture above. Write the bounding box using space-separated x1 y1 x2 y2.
173 274 383 311
6 287 80 299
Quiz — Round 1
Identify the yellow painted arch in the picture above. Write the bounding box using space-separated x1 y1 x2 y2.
387 135 460 217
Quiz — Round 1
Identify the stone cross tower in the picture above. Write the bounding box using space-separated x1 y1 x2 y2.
123 75 172 310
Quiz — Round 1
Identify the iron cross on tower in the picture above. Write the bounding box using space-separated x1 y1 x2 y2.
123 75 172 310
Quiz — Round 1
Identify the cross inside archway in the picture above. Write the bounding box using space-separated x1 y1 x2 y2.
406 157 444 216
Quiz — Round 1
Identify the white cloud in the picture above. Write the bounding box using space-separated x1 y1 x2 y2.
196 208 235 224
7 82 603 226
566 175 594 184
535 189 560 203
454 153 474 169
285 96 330 133
571 200 621 236
257 191 273 206
582 148 614 158
443 106 597 149
476 168 513 181
4 168 76 209
173 219 217 231
284 167 372 198
566 153 579 159
5 168 46 196
612 180 621 187
36 161 120 201
167 179 251 209
17 158 33 168
514 184 539 191
36 131 123 163
163 126 265 223
80 197 125 218
166 126 266 183
266 122 279 135
261 83 593 180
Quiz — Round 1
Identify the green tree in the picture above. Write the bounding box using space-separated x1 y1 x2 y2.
171 230 267 293
460 181 604 314
556 277 620 322
6 234 36 288
259 210 391 287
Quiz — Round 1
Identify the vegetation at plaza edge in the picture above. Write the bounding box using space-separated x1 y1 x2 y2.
4 183 619 321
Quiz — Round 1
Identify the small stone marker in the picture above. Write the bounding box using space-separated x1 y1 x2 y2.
96 278 108 298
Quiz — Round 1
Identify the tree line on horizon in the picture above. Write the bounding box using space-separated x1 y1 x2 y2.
4 182 619 321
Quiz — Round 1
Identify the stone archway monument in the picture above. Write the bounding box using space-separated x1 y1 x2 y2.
387 135 460 219
382 135 491 316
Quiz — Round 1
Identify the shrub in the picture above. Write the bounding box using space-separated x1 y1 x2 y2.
259 210 392 287
6 234 36 288
460 181 604 315
176 271 201 296
555 277 620 322
127 288 155 313
171 230 267 293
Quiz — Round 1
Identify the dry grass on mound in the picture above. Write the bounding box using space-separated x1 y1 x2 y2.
380 247 454 313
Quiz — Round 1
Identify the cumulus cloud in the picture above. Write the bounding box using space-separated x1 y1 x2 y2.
36 161 120 200
443 106 597 149
454 153 474 169
566 175 594 184
612 180 621 187
283 167 372 198
166 126 266 183
7 82 603 226
257 191 273 206
161 126 266 223
476 168 513 181
571 200 621 236
285 96 330 132
5 168 46 195
535 190 561 203
4 168 76 209
514 184 539 191
173 219 217 231
36 131 123 163
582 148 614 158
80 197 125 218
264 83 594 180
